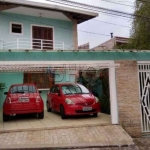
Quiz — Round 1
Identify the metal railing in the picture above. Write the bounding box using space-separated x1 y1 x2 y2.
0 38 72 50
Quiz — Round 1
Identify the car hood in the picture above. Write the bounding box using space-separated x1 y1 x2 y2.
65 94 95 103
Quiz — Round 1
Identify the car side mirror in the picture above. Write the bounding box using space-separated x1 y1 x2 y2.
39 91 42 93
4 92 8 95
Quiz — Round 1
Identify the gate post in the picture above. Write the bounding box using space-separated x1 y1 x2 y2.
109 62 119 124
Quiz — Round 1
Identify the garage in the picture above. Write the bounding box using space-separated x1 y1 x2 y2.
0 60 119 132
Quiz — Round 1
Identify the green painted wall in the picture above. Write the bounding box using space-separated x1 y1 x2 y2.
0 51 150 61
40 90 49 110
0 12 74 49
0 73 23 110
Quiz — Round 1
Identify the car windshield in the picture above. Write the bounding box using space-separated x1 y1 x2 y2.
10 85 37 94
61 84 90 95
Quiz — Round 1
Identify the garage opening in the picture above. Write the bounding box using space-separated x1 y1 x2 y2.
0 61 119 131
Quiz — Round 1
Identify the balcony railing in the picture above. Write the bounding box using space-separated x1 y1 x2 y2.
0 38 72 50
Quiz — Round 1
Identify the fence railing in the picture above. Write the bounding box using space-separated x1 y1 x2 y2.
0 38 72 50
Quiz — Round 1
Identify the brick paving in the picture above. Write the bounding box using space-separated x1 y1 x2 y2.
0 125 135 150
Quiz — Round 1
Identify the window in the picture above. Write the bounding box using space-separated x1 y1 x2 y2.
11 23 23 34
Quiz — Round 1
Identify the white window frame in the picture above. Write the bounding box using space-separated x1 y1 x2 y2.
10 22 23 35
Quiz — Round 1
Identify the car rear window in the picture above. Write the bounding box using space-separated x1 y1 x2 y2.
10 85 37 94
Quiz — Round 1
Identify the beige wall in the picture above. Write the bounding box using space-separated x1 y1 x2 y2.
73 20 78 50
115 60 142 137
63 13 78 50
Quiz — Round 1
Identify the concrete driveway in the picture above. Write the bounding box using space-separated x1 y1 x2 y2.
0 110 111 132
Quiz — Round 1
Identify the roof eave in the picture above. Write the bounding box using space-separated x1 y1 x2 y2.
0 0 98 24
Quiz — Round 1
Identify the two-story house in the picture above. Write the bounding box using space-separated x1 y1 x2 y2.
0 0 98 107
1 0 150 139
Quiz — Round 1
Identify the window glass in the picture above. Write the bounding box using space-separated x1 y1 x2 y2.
11 23 22 34
11 85 36 93
50 86 55 93
54 86 60 93
61 84 89 95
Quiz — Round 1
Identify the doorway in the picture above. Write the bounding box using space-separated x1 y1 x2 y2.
32 25 53 50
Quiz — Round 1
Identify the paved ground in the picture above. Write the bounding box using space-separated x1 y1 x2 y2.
0 125 135 150
134 137 150 150
0 110 111 132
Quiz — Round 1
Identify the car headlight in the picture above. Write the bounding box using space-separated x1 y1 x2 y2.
95 97 99 103
65 98 75 105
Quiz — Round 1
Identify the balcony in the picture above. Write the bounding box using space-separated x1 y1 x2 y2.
0 38 72 51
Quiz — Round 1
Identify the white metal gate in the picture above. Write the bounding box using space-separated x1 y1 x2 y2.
138 64 150 133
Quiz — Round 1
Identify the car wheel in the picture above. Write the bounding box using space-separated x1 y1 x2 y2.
60 105 67 119
93 113 98 117
38 111 44 119
47 101 52 112
3 113 9 122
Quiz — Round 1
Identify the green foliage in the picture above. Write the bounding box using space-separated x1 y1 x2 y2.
130 1 150 50
99 95 110 114
99 69 110 114
0 83 6 91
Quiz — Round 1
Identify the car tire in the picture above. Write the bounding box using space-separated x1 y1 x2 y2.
93 113 98 117
60 105 67 119
47 101 52 112
3 113 9 122
38 111 44 119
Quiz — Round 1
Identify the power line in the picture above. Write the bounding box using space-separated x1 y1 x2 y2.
46 0 150 20
93 19 131 28
100 0 134 7
0 13 110 37
112 0 134 4
46 0 134 18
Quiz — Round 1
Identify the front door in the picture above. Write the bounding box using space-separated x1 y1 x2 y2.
32 26 53 50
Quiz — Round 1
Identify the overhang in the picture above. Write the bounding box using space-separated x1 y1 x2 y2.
0 61 119 72
0 0 98 24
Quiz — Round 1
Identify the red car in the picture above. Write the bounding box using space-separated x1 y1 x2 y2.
3 84 44 122
47 83 100 119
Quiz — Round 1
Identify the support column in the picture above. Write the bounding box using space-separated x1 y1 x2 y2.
63 13 78 50
73 20 78 50
109 62 119 124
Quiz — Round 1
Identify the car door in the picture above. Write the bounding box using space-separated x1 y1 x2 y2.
49 86 59 110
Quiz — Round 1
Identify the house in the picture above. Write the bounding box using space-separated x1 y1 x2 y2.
0 0 150 139
78 42 90 50
0 0 98 108
0 0 98 51
92 36 129 50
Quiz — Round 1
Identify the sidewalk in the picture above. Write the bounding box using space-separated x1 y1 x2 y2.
0 125 136 150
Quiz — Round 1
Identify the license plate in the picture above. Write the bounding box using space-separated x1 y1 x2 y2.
19 97 29 102
82 107 92 111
